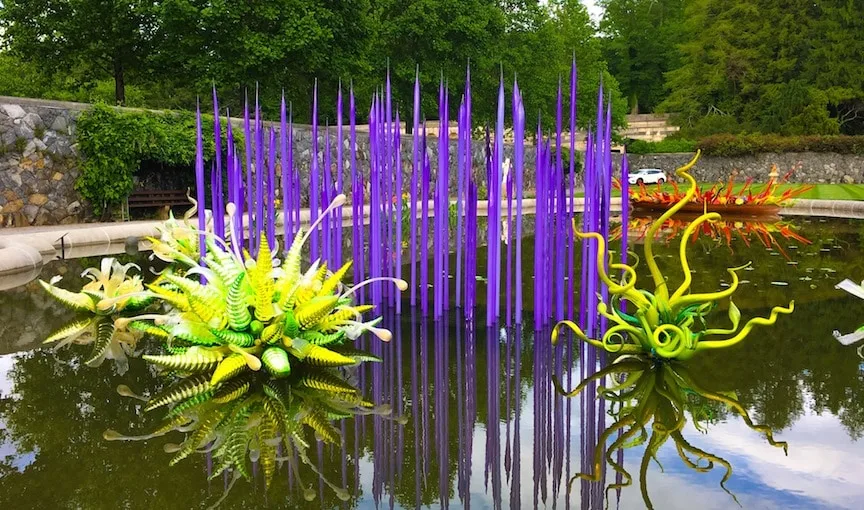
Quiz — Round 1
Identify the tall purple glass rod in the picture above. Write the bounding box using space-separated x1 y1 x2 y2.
336 84 344 267
410 70 420 307
194 102 206 268
310 80 320 263
280 94 289 242
513 81 524 324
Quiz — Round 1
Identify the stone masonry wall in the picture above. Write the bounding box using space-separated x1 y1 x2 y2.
2 96 864 227
0 100 81 226
614 152 864 184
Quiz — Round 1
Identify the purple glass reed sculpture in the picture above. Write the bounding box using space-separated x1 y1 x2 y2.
194 102 206 269
267 127 276 249
310 81 320 263
394 108 403 314
420 123 430 316
410 70 420 307
533 118 543 329
350 86 364 301
513 82 524 325
567 60 577 321
336 84 344 268
212 87 224 238
280 94 290 241
434 78 448 319
554 81 565 322
254 87 264 255
243 93 253 252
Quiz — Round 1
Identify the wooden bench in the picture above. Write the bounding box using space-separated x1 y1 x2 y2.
122 189 191 220
127 189 190 209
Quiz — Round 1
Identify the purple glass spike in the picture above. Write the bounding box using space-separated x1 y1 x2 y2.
310 80 320 262
513 82 524 324
323 123 332 266
267 127 276 249
255 86 264 254
194 102 206 268
394 108 403 313
336 83 344 267
280 93 289 243
243 93 253 252
568 59 577 320
420 123 430 316
555 79 565 321
212 86 223 238
350 86 364 300
410 68 420 307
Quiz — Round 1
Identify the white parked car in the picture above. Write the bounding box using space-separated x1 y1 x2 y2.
628 168 668 185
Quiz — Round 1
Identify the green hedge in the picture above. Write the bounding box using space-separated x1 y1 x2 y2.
697 134 864 157
625 134 864 157
625 138 698 154
76 104 238 214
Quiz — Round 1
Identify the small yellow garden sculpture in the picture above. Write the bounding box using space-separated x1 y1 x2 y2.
553 151 795 360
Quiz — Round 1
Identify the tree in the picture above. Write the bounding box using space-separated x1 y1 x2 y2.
499 0 627 129
598 0 687 113
151 0 376 120
660 0 864 135
0 1 158 105
371 0 507 125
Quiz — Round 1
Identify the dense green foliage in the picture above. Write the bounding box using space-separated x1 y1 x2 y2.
658 0 864 135
697 134 864 157
0 0 157 105
598 0 686 113
627 134 864 156
75 105 231 214
625 138 697 154
0 0 626 129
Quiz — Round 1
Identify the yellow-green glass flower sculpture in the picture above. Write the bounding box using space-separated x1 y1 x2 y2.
554 151 795 360
103 196 406 495
39 257 156 373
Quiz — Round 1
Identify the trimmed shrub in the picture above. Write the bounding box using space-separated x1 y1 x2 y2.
625 138 698 154
697 134 864 157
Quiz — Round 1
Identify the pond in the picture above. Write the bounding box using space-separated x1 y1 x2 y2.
1 216 863 509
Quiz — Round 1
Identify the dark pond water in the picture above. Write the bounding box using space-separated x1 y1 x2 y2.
1 216 863 509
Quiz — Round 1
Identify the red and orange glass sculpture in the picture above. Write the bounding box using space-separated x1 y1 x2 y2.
618 165 813 216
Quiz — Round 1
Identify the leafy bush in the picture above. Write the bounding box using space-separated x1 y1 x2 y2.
697 134 864 157
625 138 698 154
76 104 239 214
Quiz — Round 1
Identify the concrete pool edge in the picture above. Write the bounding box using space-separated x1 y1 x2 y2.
0 196 860 289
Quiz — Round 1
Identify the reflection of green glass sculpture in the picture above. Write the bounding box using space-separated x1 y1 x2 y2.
39 258 156 373
554 151 794 360
555 356 788 509
105 374 391 502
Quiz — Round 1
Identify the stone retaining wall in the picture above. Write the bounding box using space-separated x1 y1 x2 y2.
2 96 863 227
0 101 80 226
616 152 864 184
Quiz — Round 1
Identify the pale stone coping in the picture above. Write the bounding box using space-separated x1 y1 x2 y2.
780 199 864 219
0 196 857 290
0 238 43 289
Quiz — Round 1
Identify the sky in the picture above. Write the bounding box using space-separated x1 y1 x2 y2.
581 0 604 23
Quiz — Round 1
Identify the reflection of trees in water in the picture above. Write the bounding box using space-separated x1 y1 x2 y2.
1 289 863 508
688 297 864 436
559 356 787 509
0 347 361 509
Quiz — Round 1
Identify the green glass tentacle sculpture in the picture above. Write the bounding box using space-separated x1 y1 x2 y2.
554 151 795 360
555 356 787 509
